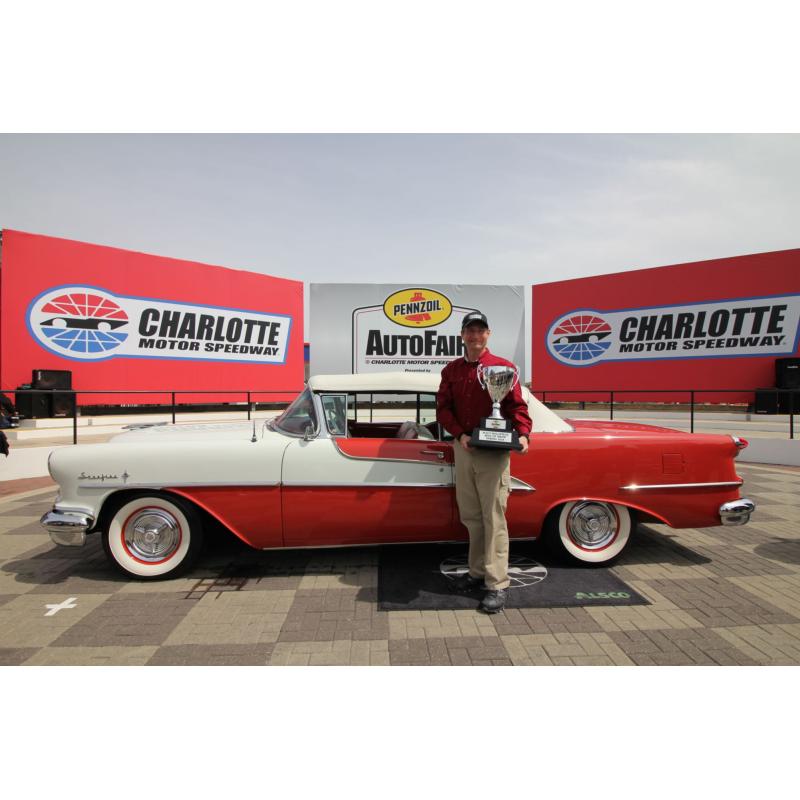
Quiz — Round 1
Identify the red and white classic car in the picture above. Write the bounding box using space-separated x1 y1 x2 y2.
41 372 755 579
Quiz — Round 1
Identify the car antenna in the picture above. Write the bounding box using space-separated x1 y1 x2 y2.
251 418 257 443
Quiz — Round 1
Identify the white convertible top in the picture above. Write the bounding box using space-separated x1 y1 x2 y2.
307 372 573 433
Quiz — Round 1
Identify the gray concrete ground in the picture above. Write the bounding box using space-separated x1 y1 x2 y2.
0 462 798 666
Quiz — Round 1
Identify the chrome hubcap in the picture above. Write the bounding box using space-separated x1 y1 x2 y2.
123 508 181 561
567 502 618 549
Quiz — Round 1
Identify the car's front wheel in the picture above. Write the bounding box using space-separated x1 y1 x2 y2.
102 493 203 580
544 500 632 564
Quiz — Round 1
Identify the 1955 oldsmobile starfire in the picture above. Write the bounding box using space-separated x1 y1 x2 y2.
41 372 755 579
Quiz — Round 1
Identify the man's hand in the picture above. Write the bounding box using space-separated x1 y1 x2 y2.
459 434 472 451
518 435 529 455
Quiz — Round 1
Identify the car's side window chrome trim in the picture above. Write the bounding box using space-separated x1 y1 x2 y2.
273 387 319 438
321 394 348 437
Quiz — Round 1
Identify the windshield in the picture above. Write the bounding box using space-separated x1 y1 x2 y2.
273 387 319 436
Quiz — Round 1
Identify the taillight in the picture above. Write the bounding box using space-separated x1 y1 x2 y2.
731 436 748 458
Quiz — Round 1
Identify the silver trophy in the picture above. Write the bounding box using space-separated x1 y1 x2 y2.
469 364 522 450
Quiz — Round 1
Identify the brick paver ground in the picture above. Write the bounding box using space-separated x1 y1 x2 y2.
1 463 799 665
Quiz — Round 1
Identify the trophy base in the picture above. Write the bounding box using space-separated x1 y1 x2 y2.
469 417 522 451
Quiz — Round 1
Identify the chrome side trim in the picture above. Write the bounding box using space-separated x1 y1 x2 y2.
510 476 535 493
332 438 451 466
620 480 743 491
78 481 281 489
41 510 94 547
720 498 755 526
282 482 453 488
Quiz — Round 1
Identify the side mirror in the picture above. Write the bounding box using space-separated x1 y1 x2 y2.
303 422 316 442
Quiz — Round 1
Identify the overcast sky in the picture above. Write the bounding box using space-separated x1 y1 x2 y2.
1 134 798 332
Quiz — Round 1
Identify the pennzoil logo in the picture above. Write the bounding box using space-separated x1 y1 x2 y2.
383 288 452 328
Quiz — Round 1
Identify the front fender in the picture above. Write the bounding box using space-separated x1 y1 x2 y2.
46 436 291 532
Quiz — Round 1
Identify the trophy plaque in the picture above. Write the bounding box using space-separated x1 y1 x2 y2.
469 365 523 450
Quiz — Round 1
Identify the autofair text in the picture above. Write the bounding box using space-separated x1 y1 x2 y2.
365 330 466 357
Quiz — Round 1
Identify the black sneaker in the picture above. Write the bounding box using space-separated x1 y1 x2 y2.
450 572 484 593
479 589 507 614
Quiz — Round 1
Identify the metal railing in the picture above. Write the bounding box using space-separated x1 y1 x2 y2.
3 389 298 444
2 386 797 443
532 388 796 440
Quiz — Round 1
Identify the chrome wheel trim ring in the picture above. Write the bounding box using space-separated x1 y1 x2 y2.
122 508 182 562
566 501 618 550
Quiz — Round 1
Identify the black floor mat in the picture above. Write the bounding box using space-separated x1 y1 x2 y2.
378 543 649 610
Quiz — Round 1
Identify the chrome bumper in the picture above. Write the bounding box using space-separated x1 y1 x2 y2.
41 510 95 546
719 498 755 526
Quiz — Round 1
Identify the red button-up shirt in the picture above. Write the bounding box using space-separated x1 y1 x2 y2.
436 349 532 440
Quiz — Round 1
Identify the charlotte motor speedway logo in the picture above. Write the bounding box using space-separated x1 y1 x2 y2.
27 285 292 364
29 288 130 356
549 312 613 363
546 294 800 367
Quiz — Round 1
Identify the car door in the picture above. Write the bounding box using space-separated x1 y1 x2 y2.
281 393 457 547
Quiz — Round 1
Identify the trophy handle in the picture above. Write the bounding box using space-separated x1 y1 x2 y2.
476 363 487 391
510 366 520 393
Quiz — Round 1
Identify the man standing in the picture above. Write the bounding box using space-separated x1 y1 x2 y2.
436 311 532 614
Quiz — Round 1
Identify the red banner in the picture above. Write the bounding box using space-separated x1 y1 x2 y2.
532 249 800 404
1 230 304 405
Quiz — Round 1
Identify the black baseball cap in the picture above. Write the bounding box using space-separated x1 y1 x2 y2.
461 311 489 330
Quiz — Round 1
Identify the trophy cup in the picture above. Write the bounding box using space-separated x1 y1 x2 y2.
469 365 523 450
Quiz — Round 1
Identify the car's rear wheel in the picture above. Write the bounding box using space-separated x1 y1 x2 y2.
544 501 632 564
102 493 203 580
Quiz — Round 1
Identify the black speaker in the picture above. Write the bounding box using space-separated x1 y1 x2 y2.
755 389 799 414
15 390 52 419
51 392 76 417
32 369 72 390
776 358 800 390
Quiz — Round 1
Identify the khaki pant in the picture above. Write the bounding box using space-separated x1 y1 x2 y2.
453 445 511 590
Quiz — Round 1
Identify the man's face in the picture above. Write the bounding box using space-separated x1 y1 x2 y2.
461 323 490 351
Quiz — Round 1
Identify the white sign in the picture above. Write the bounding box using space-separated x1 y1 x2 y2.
311 284 525 376
27 285 292 364
546 294 800 366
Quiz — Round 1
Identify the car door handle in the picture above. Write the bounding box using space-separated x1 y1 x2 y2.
420 449 445 459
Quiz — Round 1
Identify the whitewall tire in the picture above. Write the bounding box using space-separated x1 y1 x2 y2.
102 493 203 579
546 501 632 564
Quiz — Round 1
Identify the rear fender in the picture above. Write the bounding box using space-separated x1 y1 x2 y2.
541 496 664 525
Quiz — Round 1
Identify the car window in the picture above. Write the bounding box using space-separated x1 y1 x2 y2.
417 393 437 425
273 387 319 436
321 394 347 436
344 392 442 440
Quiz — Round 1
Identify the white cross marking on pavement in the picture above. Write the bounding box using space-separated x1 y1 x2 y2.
44 597 78 616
